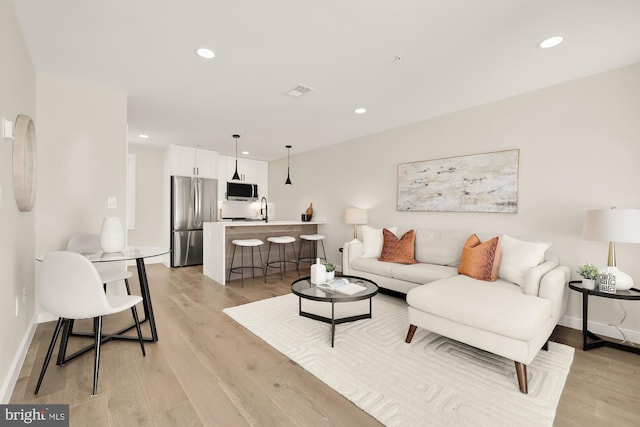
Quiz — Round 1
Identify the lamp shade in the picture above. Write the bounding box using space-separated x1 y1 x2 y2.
344 208 368 225
582 208 640 243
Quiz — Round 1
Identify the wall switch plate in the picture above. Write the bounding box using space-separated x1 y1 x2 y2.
2 118 14 140
107 197 117 209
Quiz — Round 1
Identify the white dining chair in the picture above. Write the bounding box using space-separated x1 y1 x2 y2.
34 251 146 396
66 233 132 294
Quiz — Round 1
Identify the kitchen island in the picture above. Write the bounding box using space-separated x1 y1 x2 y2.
203 220 326 285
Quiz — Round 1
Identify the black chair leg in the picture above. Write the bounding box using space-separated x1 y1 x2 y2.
319 240 327 262
265 243 272 278
228 245 237 283
35 318 65 395
124 278 132 295
240 247 245 287
131 305 146 356
251 247 256 279
92 316 103 396
291 242 300 276
277 243 284 279
258 246 266 284
56 319 73 366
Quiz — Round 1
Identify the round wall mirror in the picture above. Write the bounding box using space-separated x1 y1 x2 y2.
13 114 37 212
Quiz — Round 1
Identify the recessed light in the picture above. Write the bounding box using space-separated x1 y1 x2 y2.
354 108 367 114
195 47 216 59
138 134 149 139
242 151 249 155
538 36 564 49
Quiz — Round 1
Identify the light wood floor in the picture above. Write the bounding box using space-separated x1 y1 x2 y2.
10 264 640 426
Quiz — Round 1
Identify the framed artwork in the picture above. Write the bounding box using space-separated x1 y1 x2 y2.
397 149 519 213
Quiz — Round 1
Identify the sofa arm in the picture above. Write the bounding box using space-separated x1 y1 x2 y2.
538 266 570 324
523 260 558 295
342 239 363 274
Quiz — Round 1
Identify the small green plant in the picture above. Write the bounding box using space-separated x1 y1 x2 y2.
577 263 599 280
323 261 335 272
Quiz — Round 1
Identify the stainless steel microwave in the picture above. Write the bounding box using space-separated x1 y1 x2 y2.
226 181 259 201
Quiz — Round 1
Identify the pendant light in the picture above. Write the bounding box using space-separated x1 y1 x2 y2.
232 134 240 180
285 145 292 185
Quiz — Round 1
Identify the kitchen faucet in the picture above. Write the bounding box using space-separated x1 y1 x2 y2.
260 196 268 223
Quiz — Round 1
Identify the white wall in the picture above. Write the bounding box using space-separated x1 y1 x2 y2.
127 144 164 248
35 74 128 257
269 63 640 336
0 69 127 400
0 0 36 403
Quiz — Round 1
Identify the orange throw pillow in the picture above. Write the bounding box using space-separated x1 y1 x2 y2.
458 234 501 281
378 229 418 264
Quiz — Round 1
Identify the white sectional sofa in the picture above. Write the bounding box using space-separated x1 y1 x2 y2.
342 228 570 393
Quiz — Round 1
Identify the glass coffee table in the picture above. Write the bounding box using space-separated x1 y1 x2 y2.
291 275 379 347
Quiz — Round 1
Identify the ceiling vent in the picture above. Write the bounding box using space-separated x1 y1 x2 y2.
285 84 313 98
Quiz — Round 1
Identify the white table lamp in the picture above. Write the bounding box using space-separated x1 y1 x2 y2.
344 208 368 239
582 207 640 291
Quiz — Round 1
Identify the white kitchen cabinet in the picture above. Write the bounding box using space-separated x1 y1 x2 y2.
218 155 268 199
167 145 218 179
255 160 268 199
226 156 257 183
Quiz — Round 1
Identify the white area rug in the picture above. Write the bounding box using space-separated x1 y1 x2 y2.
224 293 574 427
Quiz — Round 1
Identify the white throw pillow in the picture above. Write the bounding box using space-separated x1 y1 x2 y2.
361 226 397 258
498 234 551 286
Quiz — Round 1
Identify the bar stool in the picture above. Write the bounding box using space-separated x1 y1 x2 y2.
228 239 266 287
265 236 299 280
298 234 327 267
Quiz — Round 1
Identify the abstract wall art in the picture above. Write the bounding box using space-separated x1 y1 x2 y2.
397 149 519 213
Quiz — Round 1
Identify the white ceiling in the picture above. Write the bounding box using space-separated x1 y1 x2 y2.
12 0 640 161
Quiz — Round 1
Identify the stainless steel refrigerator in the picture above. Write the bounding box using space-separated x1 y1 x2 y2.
171 175 217 267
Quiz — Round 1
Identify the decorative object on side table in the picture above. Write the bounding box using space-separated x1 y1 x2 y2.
582 207 640 291
324 261 336 281
576 263 599 290
598 271 617 294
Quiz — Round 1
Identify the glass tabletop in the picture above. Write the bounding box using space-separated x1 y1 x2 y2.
291 275 379 302
568 280 640 300
37 246 169 262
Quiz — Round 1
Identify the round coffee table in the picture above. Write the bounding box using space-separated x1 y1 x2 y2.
291 275 379 347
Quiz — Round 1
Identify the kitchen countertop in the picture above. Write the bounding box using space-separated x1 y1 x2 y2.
213 219 326 227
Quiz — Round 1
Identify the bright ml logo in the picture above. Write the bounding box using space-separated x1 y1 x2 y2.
1 405 68 426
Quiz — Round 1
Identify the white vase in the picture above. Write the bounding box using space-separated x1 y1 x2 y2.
100 216 124 253
326 271 335 281
582 278 596 290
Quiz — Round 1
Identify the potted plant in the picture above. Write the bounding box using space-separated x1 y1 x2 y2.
324 261 336 281
577 263 599 290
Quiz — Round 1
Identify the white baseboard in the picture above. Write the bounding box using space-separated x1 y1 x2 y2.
0 315 37 404
559 315 640 344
